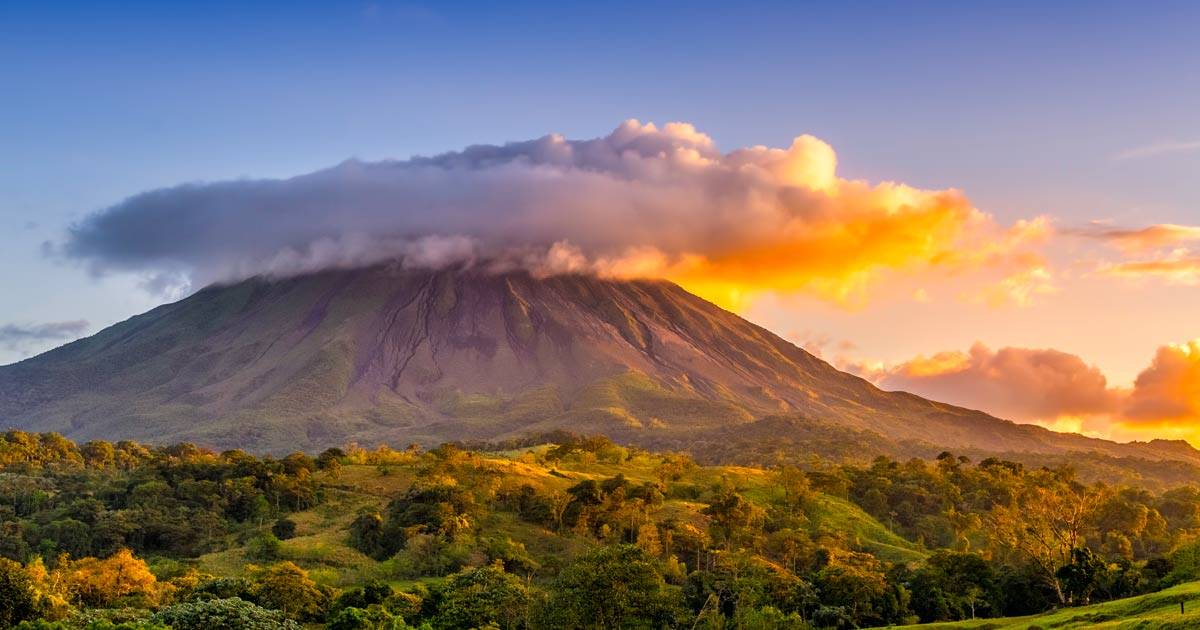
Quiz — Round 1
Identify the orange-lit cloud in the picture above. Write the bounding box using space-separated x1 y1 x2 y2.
1084 223 1200 252
854 339 1200 446
545 134 1051 310
1073 222 1200 293
850 343 1118 427
960 265 1057 308
1105 256 1200 285
63 120 1049 310
1123 340 1200 425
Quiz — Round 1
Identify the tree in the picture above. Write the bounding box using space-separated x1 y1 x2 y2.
814 552 909 628
776 465 813 513
1056 547 1107 605
987 474 1094 604
0 558 41 627
349 512 390 559
251 562 330 621
433 563 530 630
1167 538 1200 585
548 490 571 532
733 606 808 630
702 483 763 549
636 523 663 557
0 521 30 562
543 545 682 629
764 529 816 574
65 548 159 607
909 551 997 621
80 441 116 468
684 552 816 621
41 519 92 557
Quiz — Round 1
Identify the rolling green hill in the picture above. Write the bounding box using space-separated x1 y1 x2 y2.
196 446 925 587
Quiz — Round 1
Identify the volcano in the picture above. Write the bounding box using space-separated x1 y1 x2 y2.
1 264 1196 468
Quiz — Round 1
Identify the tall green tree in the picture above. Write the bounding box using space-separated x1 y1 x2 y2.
434 563 530 629
543 545 682 629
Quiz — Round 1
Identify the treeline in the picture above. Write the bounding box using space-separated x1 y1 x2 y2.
6 431 1200 629
0 430 323 561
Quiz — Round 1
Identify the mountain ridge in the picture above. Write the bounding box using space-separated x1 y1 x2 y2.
1 264 1196 469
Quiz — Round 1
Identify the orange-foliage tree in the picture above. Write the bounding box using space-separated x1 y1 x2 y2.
65 548 159 607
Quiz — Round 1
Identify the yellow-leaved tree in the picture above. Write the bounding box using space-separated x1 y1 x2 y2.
65 548 159 608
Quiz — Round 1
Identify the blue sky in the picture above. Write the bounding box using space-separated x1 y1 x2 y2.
1 0 1199 409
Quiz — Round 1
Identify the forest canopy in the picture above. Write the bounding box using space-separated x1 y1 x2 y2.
3 430 1200 629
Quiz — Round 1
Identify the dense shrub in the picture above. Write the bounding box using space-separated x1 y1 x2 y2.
153 597 300 630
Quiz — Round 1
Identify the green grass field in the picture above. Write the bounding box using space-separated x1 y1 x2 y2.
887 581 1200 629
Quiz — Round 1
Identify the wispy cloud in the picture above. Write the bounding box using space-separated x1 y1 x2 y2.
959 265 1057 308
1113 139 1200 161
1104 255 1200 285
1073 222 1200 252
0 320 89 352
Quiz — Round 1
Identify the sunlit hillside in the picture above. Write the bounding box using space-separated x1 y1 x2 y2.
196 446 925 589
8 431 1200 628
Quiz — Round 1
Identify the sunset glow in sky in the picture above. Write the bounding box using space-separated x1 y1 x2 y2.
2 1 1199 445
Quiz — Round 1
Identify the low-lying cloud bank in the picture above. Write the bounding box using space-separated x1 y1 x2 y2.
851 341 1200 444
59 120 1046 308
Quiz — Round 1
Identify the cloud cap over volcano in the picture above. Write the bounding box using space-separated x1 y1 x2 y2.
60 120 1045 308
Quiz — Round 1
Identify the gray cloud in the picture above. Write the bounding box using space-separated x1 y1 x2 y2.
0 320 89 352
61 120 732 288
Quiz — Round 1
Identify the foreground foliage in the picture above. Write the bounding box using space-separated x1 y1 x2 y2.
4 430 1200 628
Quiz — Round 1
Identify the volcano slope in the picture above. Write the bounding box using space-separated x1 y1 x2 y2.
1 264 1196 478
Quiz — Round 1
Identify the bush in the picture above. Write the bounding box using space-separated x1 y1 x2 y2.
326 605 410 630
331 580 394 614
17 615 168 630
153 597 300 630
735 606 811 630
188 576 254 601
811 605 854 629
271 519 297 541
247 534 282 561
